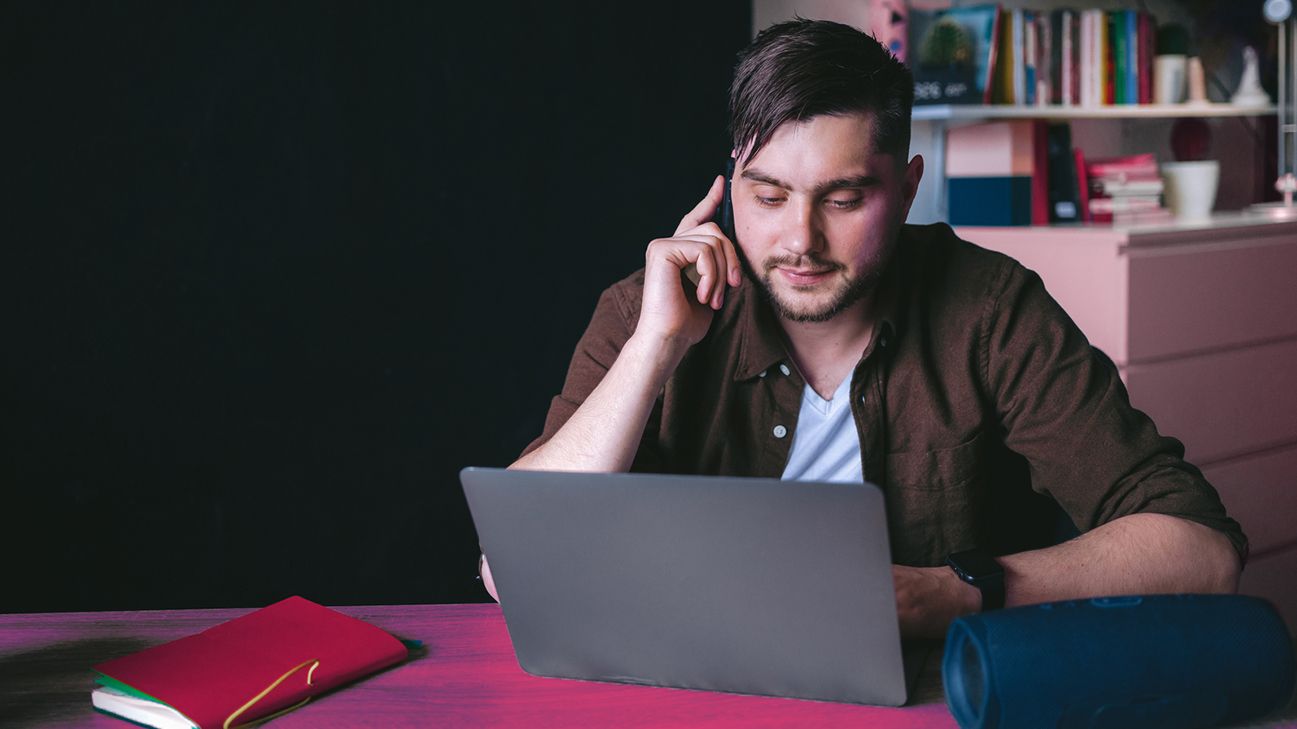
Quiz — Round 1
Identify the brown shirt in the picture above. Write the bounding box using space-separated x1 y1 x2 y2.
523 223 1247 567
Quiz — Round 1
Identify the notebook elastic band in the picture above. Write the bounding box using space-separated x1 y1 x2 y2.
223 658 320 729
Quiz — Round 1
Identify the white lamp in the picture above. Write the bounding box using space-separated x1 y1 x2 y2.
1251 0 1297 216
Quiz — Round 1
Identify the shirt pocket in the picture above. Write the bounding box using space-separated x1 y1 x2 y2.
883 431 987 565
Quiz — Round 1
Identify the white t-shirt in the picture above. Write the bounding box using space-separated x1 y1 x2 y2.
779 375 864 483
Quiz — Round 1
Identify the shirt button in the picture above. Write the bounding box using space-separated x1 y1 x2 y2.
773 424 788 439
779 364 791 376
758 369 768 378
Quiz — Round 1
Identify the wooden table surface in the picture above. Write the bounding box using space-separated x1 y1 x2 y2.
0 602 957 728
2 602 1294 728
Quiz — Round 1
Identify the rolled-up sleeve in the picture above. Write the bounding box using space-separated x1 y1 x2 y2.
983 261 1248 563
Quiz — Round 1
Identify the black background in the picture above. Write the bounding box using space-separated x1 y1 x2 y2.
2 2 751 611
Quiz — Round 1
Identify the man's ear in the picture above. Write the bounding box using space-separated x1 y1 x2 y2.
900 154 925 221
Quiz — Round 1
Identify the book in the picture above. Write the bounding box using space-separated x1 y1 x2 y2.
1023 9 1038 106
1065 10 1079 104
1103 11 1115 104
1112 11 1128 104
1013 9 1027 104
1111 207 1175 225
92 596 411 729
946 120 1044 225
1090 196 1162 213
1079 10 1100 106
947 120 1036 177
1084 152 1167 223
1037 11 1051 106
1090 196 1172 224
993 8 1017 104
1073 146 1091 222
1138 12 1155 104
1126 10 1139 105
909 4 1002 105
1049 10 1064 104
1098 9 1110 105
948 177 1033 225
1094 177 1164 196
1085 152 1159 182
1031 118 1049 224
1045 123 1081 223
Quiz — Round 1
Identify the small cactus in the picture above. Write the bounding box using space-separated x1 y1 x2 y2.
919 18 974 69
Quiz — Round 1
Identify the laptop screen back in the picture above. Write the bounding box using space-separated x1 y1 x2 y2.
461 467 908 706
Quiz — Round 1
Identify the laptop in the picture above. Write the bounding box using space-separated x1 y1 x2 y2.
460 467 927 706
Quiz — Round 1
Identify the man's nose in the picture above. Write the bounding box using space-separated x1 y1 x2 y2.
780 201 824 256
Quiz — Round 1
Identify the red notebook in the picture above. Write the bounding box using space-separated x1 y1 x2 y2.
92 596 410 729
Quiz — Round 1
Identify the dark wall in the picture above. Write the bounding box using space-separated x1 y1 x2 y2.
2 2 751 611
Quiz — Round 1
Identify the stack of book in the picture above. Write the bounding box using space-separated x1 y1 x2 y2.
910 4 1158 107
945 123 1179 227
1085 153 1172 223
945 120 1048 226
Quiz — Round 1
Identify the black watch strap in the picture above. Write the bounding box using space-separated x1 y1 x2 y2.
947 548 1005 611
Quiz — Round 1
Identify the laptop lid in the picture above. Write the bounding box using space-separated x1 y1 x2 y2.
460 467 910 706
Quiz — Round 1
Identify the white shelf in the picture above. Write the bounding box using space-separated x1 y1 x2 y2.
954 210 1297 239
913 103 1278 121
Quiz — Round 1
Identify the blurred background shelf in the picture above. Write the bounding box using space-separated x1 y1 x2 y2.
913 103 1277 121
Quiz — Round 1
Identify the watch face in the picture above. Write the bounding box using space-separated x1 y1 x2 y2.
950 549 1002 579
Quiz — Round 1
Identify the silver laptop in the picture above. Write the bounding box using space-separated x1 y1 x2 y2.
460 467 924 706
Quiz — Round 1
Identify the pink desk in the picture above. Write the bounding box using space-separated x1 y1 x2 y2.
0 603 956 728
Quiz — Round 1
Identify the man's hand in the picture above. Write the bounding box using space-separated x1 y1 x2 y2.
892 564 981 639
507 177 744 474
480 554 499 602
637 176 743 350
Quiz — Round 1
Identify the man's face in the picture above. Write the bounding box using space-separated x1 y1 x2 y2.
732 112 922 323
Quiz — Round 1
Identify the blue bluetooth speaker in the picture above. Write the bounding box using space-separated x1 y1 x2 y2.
943 594 1295 729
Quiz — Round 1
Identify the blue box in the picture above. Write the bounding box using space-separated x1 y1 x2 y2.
948 176 1033 226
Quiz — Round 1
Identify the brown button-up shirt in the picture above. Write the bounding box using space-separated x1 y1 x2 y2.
523 223 1247 567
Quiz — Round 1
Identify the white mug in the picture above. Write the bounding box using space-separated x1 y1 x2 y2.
1154 55 1187 104
1161 160 1220 221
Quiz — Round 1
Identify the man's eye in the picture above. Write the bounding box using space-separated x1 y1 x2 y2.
826 198 863 210
755 196 785 207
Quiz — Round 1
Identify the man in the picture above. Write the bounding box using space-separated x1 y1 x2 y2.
484 19 1245 638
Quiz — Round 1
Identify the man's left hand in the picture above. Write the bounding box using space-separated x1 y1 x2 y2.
892 564 981 639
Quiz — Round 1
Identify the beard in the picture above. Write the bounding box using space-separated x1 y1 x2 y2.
746 248 891 323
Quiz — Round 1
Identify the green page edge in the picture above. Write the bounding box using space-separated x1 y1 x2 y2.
93 637 420 713
94 672 175 708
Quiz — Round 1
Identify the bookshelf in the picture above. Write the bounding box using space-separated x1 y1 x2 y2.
913 103 1278 121
912 105 1277 224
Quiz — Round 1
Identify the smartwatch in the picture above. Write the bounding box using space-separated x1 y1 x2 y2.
947 548 1005 611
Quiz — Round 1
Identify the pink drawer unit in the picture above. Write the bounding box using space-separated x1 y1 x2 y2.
961 216 1297 631
1203 444 1297 556
1126 232 1297 363
1238 545 1297 632
1121 338 1297 465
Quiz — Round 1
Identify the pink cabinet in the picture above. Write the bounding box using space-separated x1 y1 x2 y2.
959 216 1297 628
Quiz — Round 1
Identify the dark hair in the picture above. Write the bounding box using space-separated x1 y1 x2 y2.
729 18 914 166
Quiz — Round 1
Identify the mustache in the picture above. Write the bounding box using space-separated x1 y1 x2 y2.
761 255 845 273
